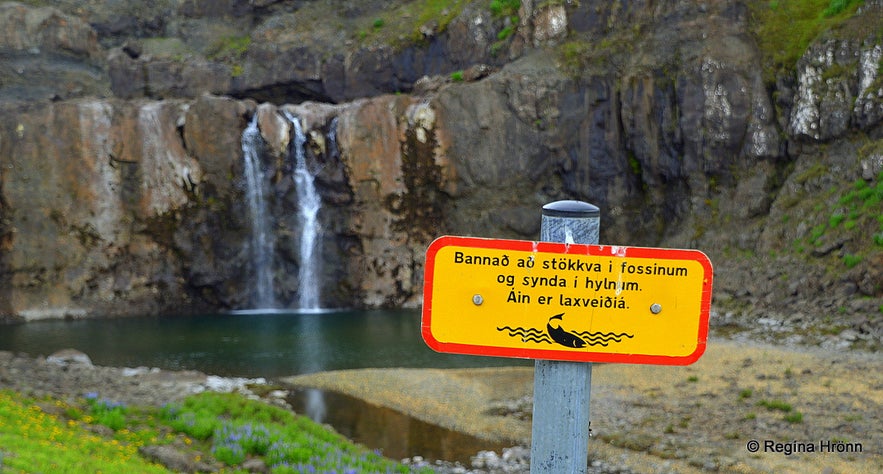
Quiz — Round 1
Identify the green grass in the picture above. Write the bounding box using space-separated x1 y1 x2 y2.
205 34 251 77
489 0 521 17
822 0 863 16
829 212 845 227
352 0 521 50
207 35 251 61
799 171 883 266
162 392 422 472
757 399 793 412
749 0 866 83
354 0 470 47
842 253 863 268
0 391 169 473
497 24 516 41
756 399 804 422
0 390 426 474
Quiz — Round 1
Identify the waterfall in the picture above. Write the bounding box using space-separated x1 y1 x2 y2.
284 112 323 311
241 115 276 309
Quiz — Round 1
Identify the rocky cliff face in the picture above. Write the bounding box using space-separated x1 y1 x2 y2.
1 1 881 341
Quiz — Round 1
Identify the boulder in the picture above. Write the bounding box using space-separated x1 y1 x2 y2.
46 349 93 367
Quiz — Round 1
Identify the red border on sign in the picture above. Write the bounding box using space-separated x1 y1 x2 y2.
421 235 714 366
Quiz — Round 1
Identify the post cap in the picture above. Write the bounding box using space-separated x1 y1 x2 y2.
542 200 600 218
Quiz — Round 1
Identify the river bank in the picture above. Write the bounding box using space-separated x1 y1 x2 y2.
284 338 882 473
2 335 880 473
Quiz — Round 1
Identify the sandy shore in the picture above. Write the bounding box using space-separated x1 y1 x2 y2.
283 338 881 473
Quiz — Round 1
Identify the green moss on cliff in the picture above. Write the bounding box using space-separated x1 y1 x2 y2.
207 35 251 62
748 0 867 83
355 0 470 48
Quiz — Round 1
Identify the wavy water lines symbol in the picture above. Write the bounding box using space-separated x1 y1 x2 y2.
497 323 634 348
497 326 553 344
570 331 634 346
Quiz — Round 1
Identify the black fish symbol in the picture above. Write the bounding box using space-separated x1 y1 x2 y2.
546 313 586 348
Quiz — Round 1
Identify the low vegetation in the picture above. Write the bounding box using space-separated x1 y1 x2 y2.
755 398 805 424
207 35 251 61
798 171 883 268
748 0 867 83
354 0 471 47
489 0 521 18
0 390 168 473
0 390 426 473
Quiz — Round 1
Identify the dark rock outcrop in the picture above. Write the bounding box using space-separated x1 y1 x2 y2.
0 2 109 103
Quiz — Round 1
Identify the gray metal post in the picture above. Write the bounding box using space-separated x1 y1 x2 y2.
530 200 600 473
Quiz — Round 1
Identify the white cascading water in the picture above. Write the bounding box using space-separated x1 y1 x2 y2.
241 115 276 309
284 112 322 311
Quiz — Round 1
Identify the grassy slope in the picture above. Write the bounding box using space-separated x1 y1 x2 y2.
0 390 427 474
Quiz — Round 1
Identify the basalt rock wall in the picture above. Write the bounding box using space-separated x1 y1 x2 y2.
1 1 882 323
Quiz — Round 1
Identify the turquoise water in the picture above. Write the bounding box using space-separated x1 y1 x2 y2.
0 309 529 378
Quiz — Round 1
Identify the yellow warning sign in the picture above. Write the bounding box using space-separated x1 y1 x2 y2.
422 236 713 365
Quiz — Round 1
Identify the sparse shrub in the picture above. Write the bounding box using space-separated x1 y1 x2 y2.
85 393 128 431
829 212 845 227
823 0 861 17
497 25 515 40
212 422 274 465
627 154 642 175
490 0 521 17
213 441 247 466
842 253 862 268
161 409 216 440
757 399 792 412
207 35 251 61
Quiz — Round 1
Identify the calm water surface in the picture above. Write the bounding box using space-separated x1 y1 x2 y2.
0 309 528 378
0 309 529 462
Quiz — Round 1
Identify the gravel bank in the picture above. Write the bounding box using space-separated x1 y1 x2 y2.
0 349 266 408
284 338 882 473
